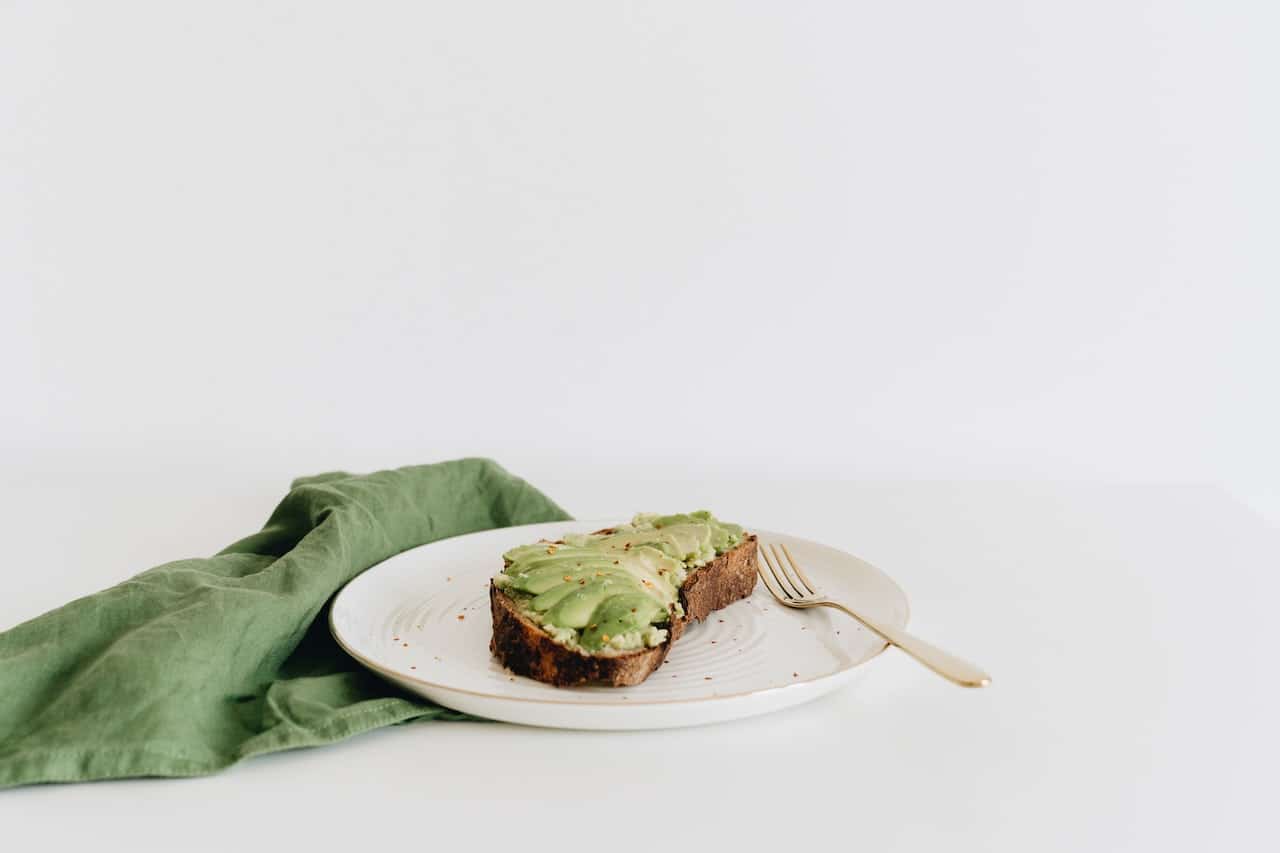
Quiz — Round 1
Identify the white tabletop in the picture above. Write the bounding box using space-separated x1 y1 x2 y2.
3 477 1277 852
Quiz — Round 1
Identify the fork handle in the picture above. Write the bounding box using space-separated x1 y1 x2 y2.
826 602 991 688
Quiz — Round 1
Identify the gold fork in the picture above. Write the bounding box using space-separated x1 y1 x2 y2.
758 543 991 688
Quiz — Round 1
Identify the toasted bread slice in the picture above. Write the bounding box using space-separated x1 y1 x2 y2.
489 534 758 687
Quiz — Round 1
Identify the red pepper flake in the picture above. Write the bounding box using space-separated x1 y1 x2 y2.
456 614 465 621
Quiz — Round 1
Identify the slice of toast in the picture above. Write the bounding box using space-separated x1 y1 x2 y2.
490 534 758 687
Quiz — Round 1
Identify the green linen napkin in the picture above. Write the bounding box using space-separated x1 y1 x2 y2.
0 458 570 788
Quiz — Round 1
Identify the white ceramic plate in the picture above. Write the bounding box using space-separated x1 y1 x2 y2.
330 520 909 730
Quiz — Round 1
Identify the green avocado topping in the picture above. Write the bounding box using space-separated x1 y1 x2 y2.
494 511 745 653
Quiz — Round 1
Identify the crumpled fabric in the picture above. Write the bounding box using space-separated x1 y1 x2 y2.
0 458 570 788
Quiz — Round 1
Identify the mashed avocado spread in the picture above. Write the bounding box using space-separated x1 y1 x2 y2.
494 511 744 654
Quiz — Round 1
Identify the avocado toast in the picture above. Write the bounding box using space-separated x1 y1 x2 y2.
489 512 758 687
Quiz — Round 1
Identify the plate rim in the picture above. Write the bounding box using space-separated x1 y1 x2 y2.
330 519 910 709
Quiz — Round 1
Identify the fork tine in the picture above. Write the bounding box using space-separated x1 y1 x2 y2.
764 544 804 599
779 543 818 596
757 544 795 601
771 544 810 599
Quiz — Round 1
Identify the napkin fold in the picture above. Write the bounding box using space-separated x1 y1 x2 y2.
0 459 570 788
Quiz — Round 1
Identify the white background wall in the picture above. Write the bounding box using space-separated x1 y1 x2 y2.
3 2 1276 519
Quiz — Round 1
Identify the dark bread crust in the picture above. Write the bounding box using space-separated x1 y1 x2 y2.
489 534 758 687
